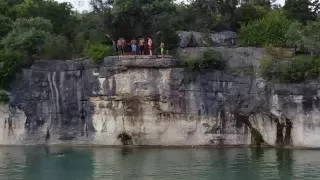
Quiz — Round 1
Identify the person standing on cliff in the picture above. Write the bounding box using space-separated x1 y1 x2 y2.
117 38 125 56
147 37 153 56
131 40 137 55
138 37 145 55
160 41 165 58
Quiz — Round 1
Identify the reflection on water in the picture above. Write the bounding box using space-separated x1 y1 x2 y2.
0 147 319 179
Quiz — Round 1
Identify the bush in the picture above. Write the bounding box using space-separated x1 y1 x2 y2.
84 43 113 64
0 90 9 103
281 56 320 83
260 55 320 83
202 49 225 70
240 10 291 47
235 5 268 25
259 56 274 79
42 34 69 59
0 15 13 38
285 21 320 56
285 22 304 48
154 26 179 54
265 45 294 59
0 50 23 89
185 56 199 71
184 49 225 72
300 21 320 56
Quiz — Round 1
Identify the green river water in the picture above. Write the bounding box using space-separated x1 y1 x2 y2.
0 147 319 180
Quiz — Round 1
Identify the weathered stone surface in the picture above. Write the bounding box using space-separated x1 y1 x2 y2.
177 31 238 48
1 47 320 147
177 31 193 48
177 47 264 68
211 31 238 46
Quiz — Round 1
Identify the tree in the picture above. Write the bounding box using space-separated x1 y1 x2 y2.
0 50 22 89
285 22 304 52
154 26 179 51
241 0 271 7
240 10 292 46
235 5 268 25
284 0 319 23
301 21 320 55
0 15 13 38
16 0 78 41
88 0 181 41
0 0 20 19
1 17 69 60
286 20 320 55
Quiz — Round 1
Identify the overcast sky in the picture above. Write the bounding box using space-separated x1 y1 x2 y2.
56 0 285 12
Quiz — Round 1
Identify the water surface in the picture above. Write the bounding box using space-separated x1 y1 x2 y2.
0 146 319 180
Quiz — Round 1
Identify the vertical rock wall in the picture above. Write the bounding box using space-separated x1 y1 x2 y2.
1 48 320 147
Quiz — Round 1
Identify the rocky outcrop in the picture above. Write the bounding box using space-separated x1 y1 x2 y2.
1 48 320 147
177 31 238 48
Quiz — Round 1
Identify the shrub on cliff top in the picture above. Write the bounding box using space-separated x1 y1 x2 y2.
240 10 291 47
184 49 225 72
0 50 23 89
84 42 113 64
0 90 9 103
260 55 320 83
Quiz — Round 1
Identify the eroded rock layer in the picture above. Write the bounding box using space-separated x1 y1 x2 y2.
2 48 320 147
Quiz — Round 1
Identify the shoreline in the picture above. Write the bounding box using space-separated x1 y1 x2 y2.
0 143 319 150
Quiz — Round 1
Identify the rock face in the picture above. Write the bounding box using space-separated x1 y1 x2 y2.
177 31 238 48
1 48 320 147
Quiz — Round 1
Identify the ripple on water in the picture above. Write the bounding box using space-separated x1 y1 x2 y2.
0 147 319 180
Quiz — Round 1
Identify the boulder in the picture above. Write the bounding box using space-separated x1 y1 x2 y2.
177 31 192 48
177 30 238 48
177 31 211 48
211 31 238 46
191 31 211 47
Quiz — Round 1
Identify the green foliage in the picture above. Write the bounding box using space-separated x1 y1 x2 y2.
185 56 199 71
284 0 318 23
235 5 268 25
285 22 304 48
187 0 240 31
0 50 22 89
184 49 225 72
42 34 69 59
240 10 291 47
92 0 179 39
0 90 9 103
0 0 21 19
282 56 320 83
2 18 48 57
84 43 113 64
260 55 320 83
13 17 53 32
16 0 77 40
1 17 69 59
202 49 226 70
259 56 274 79
265 45 294 59
0 15 13 38
231 67 255 76
154 26 179 53
2 27 48 57
301 21 320 56
285 20 320 55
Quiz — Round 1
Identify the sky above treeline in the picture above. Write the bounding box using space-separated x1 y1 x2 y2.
55 0 285 12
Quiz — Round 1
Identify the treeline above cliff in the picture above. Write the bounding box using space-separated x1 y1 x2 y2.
0 0 320 89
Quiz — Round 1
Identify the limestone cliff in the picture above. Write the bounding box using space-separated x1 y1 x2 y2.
1 47 319 148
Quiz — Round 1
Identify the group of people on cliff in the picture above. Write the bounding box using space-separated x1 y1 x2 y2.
111 36 165 56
